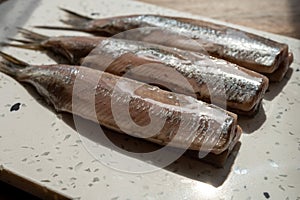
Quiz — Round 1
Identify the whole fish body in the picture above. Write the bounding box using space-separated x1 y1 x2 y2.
0 52 241 166
113 28 293 82
8 30 269 115
84 38 269 115
40 9 292 81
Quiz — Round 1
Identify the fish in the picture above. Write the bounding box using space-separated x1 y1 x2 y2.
4 29 269 116
36 8 292 80
267 52 293 81
6 29 102 64
0 51 241 166
114 28 294 82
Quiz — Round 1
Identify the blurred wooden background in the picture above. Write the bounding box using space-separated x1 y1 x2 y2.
138 0 300 39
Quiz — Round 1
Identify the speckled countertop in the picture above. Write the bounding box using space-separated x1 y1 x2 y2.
0 0 299 199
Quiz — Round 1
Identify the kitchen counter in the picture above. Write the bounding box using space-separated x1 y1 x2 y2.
0 0 299 199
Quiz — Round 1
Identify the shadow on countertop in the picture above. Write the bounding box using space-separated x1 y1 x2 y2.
238 104 266 134
13 79 239 188
264 68 293 101
238 67 293 133
61 113 239 187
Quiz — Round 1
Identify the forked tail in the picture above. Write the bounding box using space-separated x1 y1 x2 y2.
35 8 92 32
59 8 93 26
0 51 29 79
0 28 49 50
19 28 48 42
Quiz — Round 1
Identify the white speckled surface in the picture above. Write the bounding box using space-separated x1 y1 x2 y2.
0 0 299 199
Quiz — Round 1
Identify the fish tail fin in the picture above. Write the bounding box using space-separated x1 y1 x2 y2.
0 29 49 51
0 41 42 50
59 7 92 19
0 51 29 79
35 8 92 32
34 25 85 31
17 28 49 42
7 38 33 44
59 7 92 30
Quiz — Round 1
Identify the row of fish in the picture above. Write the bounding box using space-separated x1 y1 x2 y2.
0 9 293 166
37 9 293 81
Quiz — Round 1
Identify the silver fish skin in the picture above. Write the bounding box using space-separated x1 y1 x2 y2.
82 38 269 115
0 52 241 155
49 11 290 74
5 31 268 115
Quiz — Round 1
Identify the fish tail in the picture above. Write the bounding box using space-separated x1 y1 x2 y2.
59 7 92 30
0 29 49 50
0 41 43 51
34 25 84 31
7 38 33 44
60 7 92 18
0 51 29 79
17 28 49 42
35 8 92 32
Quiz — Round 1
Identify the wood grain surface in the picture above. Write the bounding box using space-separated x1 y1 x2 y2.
138 0 300 39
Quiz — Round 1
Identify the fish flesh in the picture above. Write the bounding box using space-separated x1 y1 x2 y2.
0 51 241 166
36 9 292 80
266 52 293 82
6 30 269 115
